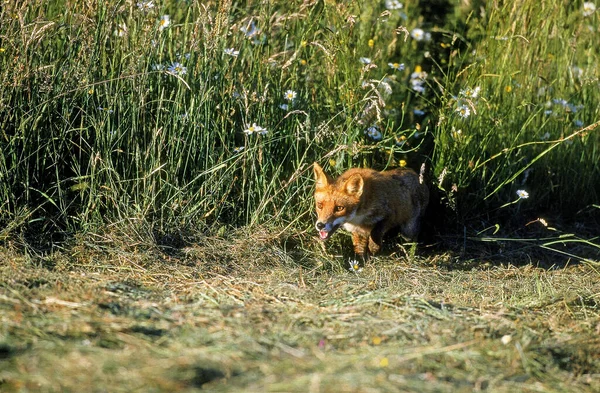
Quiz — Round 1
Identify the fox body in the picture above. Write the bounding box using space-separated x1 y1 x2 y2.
313 162 429 258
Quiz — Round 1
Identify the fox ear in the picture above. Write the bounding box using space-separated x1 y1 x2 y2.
344 173 364 197
313 162 330 189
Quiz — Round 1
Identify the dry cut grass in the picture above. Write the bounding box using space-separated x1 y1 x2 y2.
1 228 600 392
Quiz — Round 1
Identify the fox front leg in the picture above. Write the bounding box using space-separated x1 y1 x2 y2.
351 231 370 262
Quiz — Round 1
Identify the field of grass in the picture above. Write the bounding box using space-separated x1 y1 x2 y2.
1 233 600 392
1 0 600 391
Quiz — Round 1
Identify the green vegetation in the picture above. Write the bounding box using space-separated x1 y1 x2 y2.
1 0 598 242
1 0 599 391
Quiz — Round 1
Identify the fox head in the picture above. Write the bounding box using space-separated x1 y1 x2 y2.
313 162 363 240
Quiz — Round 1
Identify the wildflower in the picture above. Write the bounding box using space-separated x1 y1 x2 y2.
552 98 568 106
396 135 407 146
500 335 512 345
385 0 403 10
368 39 375 48
388 62 405 71
243 123 268 135
279 104 289 111
451 128 462 139
413 109 425 116
115 23 128 37
411 81 425 93
167 62 187 76
177 52 191 60
543 110 553 116
158 15 170 31
283 90 297 101
541 132 551 140
224 48 239 57
574 119 584 127
571 66 584 79
348 259 362 273
516 190 529 199
136 0 154 11
583 2 596 16
459 86 481 99
411 28 425 41
411 28 430 41
241 21 259 38
567 103 583 113
399 159 407 167
359 57 372 64
97 106 114 114
455 104 471 118
365 126 382 141
233 146 245 154
409 67 428 93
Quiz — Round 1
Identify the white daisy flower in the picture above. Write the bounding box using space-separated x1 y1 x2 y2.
516 190 529 199
348 259 362 273
283 90 297 101
359 57 372 64
158 15 170 31
460 86 481 99
385 0 403 10
167 62 187 76
388 62 405 71
583 2 596 16
410 28 425 41
115 23 128 37
224 48 240 57
455 104 471 118
243 123 268 135
136 1 154 11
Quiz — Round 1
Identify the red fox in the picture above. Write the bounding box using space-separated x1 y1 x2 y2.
313 162 429 258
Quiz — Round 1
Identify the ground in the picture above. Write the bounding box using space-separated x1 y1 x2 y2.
1 229 599 392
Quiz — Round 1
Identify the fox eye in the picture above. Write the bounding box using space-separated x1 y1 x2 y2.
335 205 345 212
316 202 323 210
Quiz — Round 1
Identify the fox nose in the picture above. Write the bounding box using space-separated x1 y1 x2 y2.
316 222 325 230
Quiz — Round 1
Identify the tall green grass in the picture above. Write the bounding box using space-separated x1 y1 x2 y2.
0 0 598 246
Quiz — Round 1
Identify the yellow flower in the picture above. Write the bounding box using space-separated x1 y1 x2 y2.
505 85 512 93
399 159 407 167
379 357 389 367
0 48 5 53
328 159 336 167
88 88 94 95
368 39 375 48
300 59 307 66
372 336 382 345
414 65 422 74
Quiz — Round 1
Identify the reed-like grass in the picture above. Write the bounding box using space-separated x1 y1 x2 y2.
0 0 598 250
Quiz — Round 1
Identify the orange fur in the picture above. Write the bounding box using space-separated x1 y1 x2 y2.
313 162 429 258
